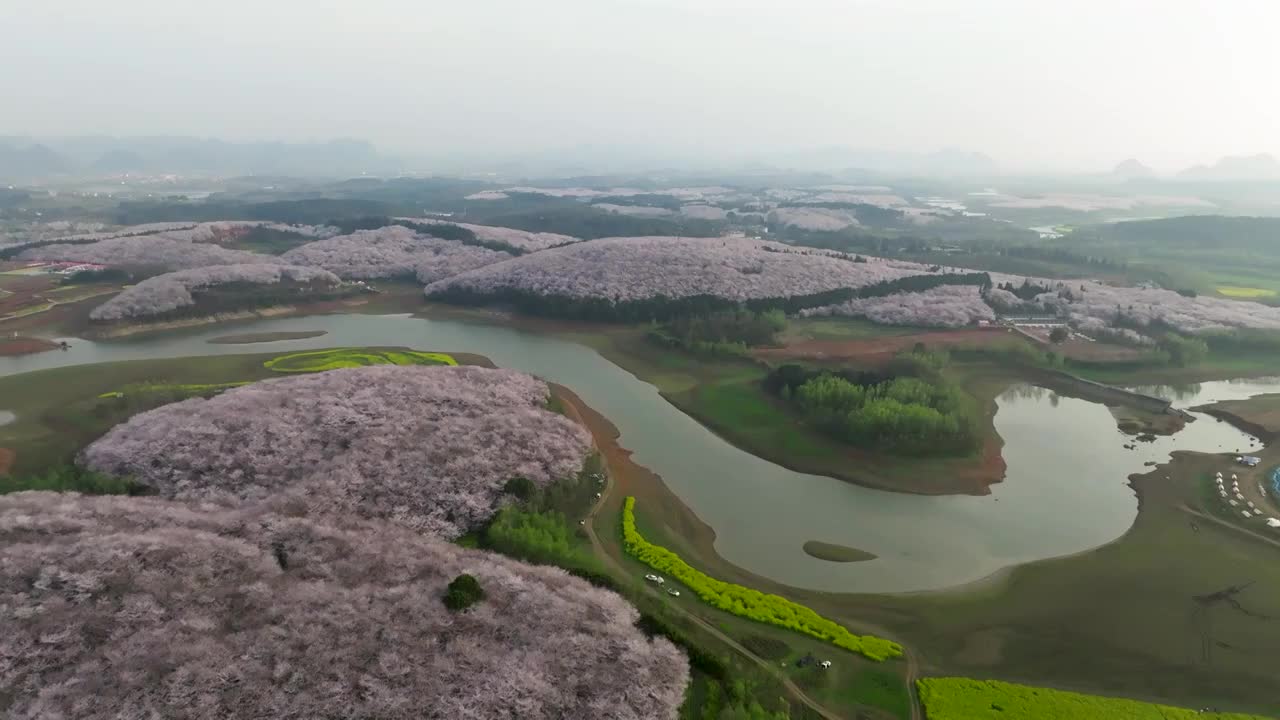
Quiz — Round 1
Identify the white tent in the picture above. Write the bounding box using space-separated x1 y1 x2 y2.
1243 511 1253 518
1232 474 1239 480
1216 472 1224 478
1229 500 1240 506
1267 518 1280 528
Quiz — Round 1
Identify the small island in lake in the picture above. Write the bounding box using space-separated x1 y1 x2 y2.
207 330 328 345
802 540 878 563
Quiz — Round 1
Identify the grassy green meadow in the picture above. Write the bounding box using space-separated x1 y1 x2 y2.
0 347 464 483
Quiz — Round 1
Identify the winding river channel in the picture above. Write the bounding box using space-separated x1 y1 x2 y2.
1 313 1275 593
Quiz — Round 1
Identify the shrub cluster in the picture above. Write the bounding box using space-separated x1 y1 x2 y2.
792 374 980 456
442 573 486 611
621 497 903 661
647 309 786 357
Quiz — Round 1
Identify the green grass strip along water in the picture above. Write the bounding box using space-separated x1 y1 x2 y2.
917 678 1272 719
621 496 902 661
263 348 457 373
97 381 251 399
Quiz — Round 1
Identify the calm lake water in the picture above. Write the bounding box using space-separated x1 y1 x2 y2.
0 314 1270 593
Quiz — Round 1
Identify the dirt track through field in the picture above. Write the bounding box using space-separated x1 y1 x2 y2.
557 383 923 720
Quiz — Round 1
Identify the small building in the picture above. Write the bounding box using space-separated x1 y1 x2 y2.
1238 456 1262 467
1266 518 1280 528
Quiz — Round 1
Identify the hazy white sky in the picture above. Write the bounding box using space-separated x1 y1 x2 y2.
1 0 1276 171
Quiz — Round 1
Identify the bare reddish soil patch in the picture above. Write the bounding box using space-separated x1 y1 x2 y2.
1019 327 1145 362
0 337 60 356
0 448 14 476
753 327 1014 364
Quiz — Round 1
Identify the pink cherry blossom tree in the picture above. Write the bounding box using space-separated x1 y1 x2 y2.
80 366 593 539
281 225 513 280
803 284 996 328
0 492 688 720
88 263 341 321
426 235 933 303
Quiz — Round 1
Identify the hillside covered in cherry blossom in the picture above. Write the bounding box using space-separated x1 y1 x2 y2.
17 216 1280 340
88 263 342 321
18 232 276 269
397 218 582 253
80 366 592 538
426 235 931 303
0 492 688 720
281 225 514 281
803 284 997 328
11 221 337 269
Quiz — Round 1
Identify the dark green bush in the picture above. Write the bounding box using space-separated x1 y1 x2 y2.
442 573 485 612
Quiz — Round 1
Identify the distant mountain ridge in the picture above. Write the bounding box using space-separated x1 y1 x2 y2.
764 146 998 176
1177 153 1280 181
1085 214 1280 251
0 136 395 182
1111 158 1155 179
0 142 69 179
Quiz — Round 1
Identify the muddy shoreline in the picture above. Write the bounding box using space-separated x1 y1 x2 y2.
0 337 61 357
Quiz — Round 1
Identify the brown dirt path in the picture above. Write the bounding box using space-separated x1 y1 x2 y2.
556 383 922 720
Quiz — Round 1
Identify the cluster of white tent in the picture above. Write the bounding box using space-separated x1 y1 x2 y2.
1215 471 1280 527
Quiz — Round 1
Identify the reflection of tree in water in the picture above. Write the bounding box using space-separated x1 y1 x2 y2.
1132 383 1203 402
1000 384 1049 403
1226 376 1280 388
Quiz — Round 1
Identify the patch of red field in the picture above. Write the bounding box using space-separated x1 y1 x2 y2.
0 448 14 476
753 327 1016 364
0 337 60 356
0 272 56 316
